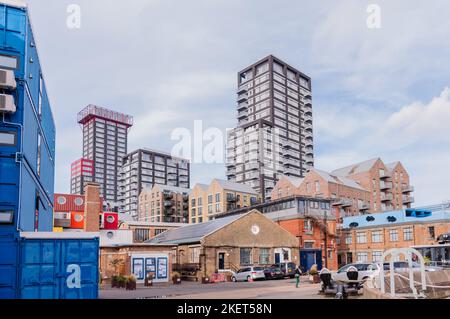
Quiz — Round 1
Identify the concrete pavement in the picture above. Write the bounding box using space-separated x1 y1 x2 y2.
100 278 330 299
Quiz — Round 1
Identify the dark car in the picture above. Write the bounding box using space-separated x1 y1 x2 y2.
263 267 284 280
272 262 297 278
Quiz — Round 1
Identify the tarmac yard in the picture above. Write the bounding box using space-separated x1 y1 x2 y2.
99 278 361 299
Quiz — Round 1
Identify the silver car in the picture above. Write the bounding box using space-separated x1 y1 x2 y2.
231 267 266 282
332 263 381 283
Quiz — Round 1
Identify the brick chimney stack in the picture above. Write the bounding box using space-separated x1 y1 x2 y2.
83 182 101 232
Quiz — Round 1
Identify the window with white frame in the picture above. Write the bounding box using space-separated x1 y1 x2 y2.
403 227 413 241
372 251 383 262
389 229 398 242
356 232 367 244
371 231 383 243
357 252 368 262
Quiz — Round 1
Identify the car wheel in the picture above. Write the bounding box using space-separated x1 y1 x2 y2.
231 277 237 282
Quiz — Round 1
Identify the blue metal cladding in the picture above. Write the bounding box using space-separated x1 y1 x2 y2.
18 236 99 299
0 233 18 299
0 3 56 233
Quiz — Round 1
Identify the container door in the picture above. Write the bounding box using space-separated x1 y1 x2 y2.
20 240 60 299
0 234 18 299
59 239 99 299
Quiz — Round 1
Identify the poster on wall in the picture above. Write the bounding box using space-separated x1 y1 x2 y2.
145 258 156 278
157 257 168 279
133 258 144 280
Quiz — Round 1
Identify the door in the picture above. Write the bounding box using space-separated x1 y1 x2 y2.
347 252 353 265
218 253 225 270
275 253 281 264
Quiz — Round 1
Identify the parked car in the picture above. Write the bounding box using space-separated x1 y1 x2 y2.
382 261 443 272
332 263 381 283
272 262 297 278
231 267 266 282
263 267 284 280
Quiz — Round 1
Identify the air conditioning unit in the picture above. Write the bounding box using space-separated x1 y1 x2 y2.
0 94 16 114
0 69 17 90
54 212 71 220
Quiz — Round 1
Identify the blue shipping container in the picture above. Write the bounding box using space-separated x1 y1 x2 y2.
0 233 99 299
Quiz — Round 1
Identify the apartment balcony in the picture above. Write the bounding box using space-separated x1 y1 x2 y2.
379 171 392 179
305 139 313 147
305 148 314 157
304 123 313 131
237 84 248 94
380 181 393 190
163 192 174 200
237 93 248 103
245 163 259 171
165 208 176 216
227 195 238 203
238 111 248 120
164 200 174 207
304 114 313 123
332 199 353 208
380 193 393 202
183 202 189 209
359 203 371 211
402 185 415 193
403 196 415 204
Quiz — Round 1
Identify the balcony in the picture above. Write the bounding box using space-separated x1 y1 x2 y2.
227 195 238 203
164 200 174 207
237 84 248 94
359 203 371 211
238 111 248 120
380 193 393 202
163 192 174 200
304 114 313 122
402 185 414 193
379 171 392 179
380 181 393 190
304 123 313 131
237 93 248 103
403 196 415 204
333 199 353 208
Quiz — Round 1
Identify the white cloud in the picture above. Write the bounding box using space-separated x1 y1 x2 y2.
380 87 450 146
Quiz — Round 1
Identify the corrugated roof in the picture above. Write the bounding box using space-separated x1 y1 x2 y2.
312 169 366 191
146 213 248 245
214 179 258 194
331 158 380 176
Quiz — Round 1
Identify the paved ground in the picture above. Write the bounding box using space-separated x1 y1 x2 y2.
100 278 346 299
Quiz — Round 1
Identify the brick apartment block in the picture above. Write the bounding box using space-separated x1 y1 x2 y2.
271 158 414 217
189 179 261 223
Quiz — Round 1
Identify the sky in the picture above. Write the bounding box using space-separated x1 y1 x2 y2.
25 0 450 206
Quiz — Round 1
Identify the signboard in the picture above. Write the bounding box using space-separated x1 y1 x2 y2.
157 257 168 279
132 258 144 280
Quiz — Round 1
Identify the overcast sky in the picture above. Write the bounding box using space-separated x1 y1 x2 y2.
26 0 450 206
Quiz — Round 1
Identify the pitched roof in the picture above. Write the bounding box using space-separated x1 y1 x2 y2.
153 184 191 194
312 169 366 191
331 158 380 176
146 213 249 245
281 175 304 188
214 179 258 195
385 162 400 172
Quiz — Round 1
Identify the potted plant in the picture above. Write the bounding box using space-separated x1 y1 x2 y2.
111 275 119 288
309 264 321 284
172 271 182 285
117 275 127 288
145 273 154 287
126 275 137 291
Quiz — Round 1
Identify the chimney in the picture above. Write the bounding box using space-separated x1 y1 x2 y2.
83 182 101 232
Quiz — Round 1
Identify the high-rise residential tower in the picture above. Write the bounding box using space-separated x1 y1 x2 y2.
226 55 314 200
120 148 190 219
77 105 133 210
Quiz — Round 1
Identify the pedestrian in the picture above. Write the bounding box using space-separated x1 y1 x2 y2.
295 265 302 288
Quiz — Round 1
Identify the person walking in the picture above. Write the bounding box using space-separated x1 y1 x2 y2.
295 265 302 288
